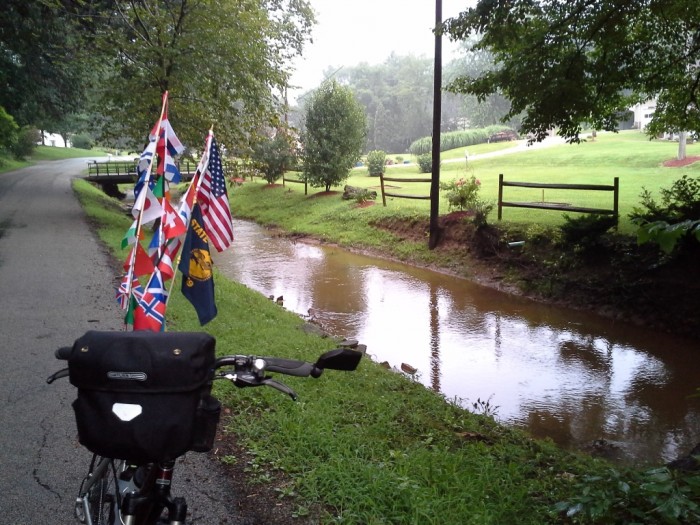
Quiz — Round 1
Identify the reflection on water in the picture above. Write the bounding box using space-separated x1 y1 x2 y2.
216 219 700 465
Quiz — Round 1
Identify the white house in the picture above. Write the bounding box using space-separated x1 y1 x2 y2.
41 132 71 148
630 100 657 131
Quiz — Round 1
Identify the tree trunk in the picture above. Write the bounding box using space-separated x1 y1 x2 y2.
678 132 687 161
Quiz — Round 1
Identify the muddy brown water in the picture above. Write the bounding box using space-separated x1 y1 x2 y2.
215 219 700 466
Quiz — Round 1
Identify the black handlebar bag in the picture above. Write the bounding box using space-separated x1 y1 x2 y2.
66 330 220 464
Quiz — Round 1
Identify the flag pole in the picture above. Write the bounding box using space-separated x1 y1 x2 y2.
165 128 214 304
124 91 170 328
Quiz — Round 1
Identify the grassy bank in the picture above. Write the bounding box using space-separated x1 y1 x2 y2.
260 131 699 237
0 145 109 174
72 179 607 523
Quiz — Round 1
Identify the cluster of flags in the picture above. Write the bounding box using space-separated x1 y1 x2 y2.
116 92 234 331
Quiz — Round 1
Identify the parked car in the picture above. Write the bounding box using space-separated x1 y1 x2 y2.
488 130 519 142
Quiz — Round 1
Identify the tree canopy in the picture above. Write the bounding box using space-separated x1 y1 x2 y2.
0 0 314 153
0 0 88 132
84 0 314 152
302 80 366 192
443 0 700 142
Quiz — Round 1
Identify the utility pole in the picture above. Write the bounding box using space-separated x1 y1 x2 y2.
428 0 443 249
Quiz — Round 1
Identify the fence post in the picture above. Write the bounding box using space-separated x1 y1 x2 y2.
379 172 387 207
613 177 619 227
497 173 504 221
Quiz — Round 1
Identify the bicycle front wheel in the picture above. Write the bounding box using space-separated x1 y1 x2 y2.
76 456 118 525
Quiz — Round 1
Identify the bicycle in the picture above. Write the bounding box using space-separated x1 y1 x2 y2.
47 330 362 525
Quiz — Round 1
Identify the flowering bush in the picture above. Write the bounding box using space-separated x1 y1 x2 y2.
440 176 482 212
440 175 494 227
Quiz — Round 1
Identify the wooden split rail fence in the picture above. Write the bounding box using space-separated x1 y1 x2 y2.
378 172 431 206
497 174 619 225
282 174 308 195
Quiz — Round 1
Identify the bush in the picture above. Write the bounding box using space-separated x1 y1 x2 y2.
71 133 94 150
555 466 700 525
252 131 297 184
0 106 19 152
630 175 700 254
559 213 616 248
417 153 432 173
366 150 386 176
630 175 700 223
408 125 515 155
11 127 40 159
440 176 482 212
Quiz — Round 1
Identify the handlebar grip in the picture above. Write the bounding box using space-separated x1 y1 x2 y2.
55 346 72 360
264 357 315 377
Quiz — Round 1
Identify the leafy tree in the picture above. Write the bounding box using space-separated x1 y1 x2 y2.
365 150 386 177
251 130 298 184
60 0 315 152
443 0 700 143
0 107 19 152
0 1 89 132
302 80 366 192
444 37 518 130
335 55 435 153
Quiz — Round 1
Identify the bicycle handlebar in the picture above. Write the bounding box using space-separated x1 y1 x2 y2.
49 340 363 399
55 346 72 360
213 348 362 400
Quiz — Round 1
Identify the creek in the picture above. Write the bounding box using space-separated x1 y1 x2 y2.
215 219 700 466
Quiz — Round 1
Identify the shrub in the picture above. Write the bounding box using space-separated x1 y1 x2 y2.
353 188 376 204
251 131 297 184
417 153 432 173
630 175 700 223
408 125 515 155
366 150 386 176
11 127 40 159
559 213 616 248
630 175 700 254
0 106 19 152
71 133 94 150
554 466 700 525
440 176 482 212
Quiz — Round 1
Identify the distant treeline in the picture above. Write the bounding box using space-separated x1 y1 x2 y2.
408 125 516 155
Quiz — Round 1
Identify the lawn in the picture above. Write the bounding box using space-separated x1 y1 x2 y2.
334 131 700 234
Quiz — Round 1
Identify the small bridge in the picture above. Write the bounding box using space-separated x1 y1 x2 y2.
85 159 199 197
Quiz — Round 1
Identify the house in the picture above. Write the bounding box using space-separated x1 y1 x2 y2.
41 132 71 148
630 100 657 131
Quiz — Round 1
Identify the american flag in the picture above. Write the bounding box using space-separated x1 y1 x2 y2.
198 136 233 252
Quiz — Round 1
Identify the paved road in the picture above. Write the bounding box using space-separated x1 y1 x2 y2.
0 159 240 524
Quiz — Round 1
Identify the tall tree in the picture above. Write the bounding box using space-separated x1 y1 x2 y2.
302 80 366 192
0 0 88 131
72 0 315 151
444 37 517 130
443 0 700 143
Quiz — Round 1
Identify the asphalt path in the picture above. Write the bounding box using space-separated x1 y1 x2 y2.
0 158 241 524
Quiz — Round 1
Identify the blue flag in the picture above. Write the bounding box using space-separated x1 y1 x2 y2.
178 203 217 325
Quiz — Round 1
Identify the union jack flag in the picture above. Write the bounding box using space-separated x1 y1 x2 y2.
115 275 143 310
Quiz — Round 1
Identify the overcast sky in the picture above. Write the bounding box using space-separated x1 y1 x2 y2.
288 0 471 103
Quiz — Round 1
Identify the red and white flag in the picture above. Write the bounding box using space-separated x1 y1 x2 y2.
197 135 233 252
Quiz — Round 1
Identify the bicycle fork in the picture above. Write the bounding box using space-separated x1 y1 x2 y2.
120 461 187 525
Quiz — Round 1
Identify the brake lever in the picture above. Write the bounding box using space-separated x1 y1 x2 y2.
262 378 298 401
46 368 69 384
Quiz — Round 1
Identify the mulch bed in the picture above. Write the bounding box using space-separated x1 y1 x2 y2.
662 156 700 167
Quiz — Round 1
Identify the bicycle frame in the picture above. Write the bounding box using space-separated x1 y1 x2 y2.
77 457 186 525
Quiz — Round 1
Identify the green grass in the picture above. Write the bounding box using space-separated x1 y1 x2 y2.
243 131 700 240
0 145 110 174
71 177 613 524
